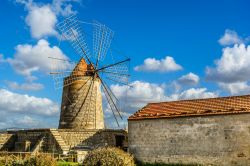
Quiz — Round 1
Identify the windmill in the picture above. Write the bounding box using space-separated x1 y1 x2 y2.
50 15 130 130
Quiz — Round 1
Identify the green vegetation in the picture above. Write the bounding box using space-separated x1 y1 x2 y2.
0 152 202 166
57 161 80 166
136 162 203 166
0 153 57 166
82 147 135 166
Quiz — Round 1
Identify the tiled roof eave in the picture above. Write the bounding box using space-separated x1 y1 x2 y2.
128 110 250 121
129 95 250 120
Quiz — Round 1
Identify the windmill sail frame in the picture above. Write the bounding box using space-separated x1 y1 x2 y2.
51 15 130 128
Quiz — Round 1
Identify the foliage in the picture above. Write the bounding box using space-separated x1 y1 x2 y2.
57 161 80 166
0 153 57 166
24 153 57 166
82 147 135 166
0 153 26 166
136 161 203 166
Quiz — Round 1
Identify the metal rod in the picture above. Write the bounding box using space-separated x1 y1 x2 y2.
84 77 96 127
100 78 123 120
50 69 94 75
71 76 94 122
101 71 130 76
69 26 92 65
48 57 73 62
95 58 130 72
105 77 130 87
101 79 120 108
95 25 105 68
102 85 120 127
70 77 92 118
71 76 92 104
64 18 93 66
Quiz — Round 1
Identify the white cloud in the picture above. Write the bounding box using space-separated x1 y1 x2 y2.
0 54 4 62
219 82 250 95
0 89 59 116
15 115 39 127
105 81 168 128
26 5 58 39
6 81 44 91
169 88 218 101
16 0 80 39
6 39 69 80
109 81 216 114
134 56 182 72
105 81 217 128
177 72 199 86
111 81 167 110
218 29 243 46
0 113 58 129
206 44 250 83
52 0 79 16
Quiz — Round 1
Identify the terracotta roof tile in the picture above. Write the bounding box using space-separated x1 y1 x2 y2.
128 95 250 120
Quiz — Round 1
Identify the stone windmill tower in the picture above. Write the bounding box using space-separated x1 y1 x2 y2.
50 15 130 130
59 58 104 129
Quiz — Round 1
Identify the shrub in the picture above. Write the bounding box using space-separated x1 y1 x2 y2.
0 153 25 166
135 161 203 166
24 153 57 166
57 161 80 166
82 147 135 166
0 153 57 166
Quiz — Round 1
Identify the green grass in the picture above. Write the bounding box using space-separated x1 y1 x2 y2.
136 161 202 166
137 164 202 166
57 161 80 166
56 161 201 166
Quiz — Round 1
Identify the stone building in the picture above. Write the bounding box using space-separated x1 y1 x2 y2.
59 58 104 130
0 58 127 159
128 95 250 166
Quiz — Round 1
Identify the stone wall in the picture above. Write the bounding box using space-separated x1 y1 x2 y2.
0 129 62 153
128 113 250 166
59 76 104 130
0 133 15 151
0 129 128 154
58 129 128 150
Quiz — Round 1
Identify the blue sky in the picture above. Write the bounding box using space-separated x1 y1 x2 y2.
0 0 250 129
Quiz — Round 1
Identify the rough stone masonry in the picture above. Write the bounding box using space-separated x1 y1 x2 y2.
0 57 128 158
128 95 250 166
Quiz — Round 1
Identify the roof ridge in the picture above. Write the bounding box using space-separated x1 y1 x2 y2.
129 94 250 120
148 94 250 104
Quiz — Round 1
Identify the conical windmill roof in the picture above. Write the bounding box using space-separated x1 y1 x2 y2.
71 58 89 76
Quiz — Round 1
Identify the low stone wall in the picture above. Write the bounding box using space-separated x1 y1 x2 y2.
58 129 127 149
0 129 62 153
0 128 128 154
0 133 15 151
128 113 250 166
